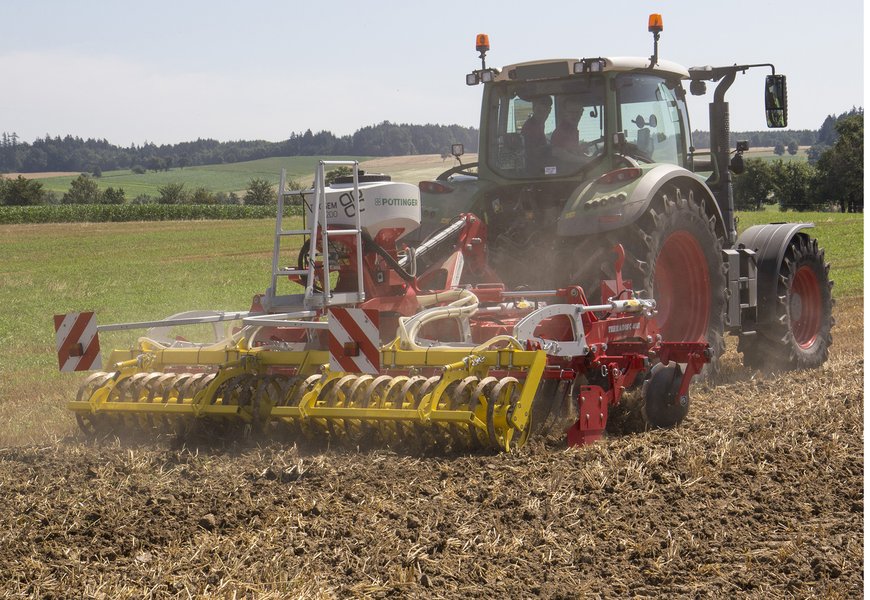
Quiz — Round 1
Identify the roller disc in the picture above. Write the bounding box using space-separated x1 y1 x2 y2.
290 374 324 440
449 376 482 450
486 377 520 451
74 372 115 437
366 375 398 446
319 375 351 441
471 377 498 448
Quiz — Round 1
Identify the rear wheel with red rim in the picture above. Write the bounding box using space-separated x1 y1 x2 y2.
739 234 833 370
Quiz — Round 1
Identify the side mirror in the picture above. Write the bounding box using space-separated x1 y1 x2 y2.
765 74 788 128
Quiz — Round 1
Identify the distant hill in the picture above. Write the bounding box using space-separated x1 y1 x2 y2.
6 108 861 175
14 154 469 197
0 123 478 175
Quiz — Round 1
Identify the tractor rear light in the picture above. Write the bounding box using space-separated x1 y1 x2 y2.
343 341 360 357
466 72 480 86
419 181 454 194
597 167 642 185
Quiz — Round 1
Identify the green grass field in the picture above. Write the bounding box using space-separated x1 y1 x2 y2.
0 209 861 445
742 147 809 163
736 207 863 296
24 154 461 199
31 156 374 196
25 148 798 200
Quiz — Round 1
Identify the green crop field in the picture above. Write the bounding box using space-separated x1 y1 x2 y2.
0 209 861 445
736 207 863 296
31 156 375 196
741 147 809 163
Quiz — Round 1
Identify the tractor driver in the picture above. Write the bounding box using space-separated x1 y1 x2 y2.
521 95 552 151
551 96 591 164
521 95 552 173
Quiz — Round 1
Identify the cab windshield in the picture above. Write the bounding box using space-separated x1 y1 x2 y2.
485 76 606 178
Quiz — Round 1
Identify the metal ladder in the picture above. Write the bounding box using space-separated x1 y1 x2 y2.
263 160 366 313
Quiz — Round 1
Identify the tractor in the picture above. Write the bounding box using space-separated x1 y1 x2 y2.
416 14 834 373
54 15 832 452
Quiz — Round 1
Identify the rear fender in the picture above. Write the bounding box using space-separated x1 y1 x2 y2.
737 223 814 326
557 164 726 239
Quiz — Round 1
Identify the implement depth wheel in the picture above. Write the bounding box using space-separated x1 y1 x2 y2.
642 363 688 429
739 234 834 370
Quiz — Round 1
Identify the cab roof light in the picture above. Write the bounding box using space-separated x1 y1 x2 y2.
467 68 497 85
574 58 606 74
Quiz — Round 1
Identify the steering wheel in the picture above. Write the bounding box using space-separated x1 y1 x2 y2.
582 136 605 158
436 162 479 181
614 154 641 169
622 142 654 163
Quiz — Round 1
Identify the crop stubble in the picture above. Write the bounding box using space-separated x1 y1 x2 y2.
0 300 862 599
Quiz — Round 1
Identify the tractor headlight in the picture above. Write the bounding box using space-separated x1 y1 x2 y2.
466 72 480 86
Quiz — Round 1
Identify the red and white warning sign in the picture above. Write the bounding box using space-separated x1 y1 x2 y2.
328 308 380 374
53 311 102 372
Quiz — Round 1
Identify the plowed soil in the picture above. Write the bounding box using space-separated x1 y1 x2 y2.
1 302 863 599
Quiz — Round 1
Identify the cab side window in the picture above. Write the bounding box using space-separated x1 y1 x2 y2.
616 74 686 166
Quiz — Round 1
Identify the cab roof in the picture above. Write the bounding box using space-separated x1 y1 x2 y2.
492 57 690 82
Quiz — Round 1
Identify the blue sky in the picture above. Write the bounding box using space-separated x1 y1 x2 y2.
0 0 863 145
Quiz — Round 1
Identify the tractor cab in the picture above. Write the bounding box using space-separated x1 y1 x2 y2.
475 58 692 181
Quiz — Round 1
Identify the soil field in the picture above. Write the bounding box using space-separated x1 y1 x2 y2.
0 299 862 599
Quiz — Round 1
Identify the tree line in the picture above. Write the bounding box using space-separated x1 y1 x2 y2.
2 110 862 213
2 109 856 175
733 112 863 213
0 174 284 208
692 107 862 164
0 122 479 174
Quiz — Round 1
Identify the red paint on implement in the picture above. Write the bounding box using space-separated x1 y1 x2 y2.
328 308 381 373
54 312 101 371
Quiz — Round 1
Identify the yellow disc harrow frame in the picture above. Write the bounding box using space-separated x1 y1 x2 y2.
68 346 548 452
